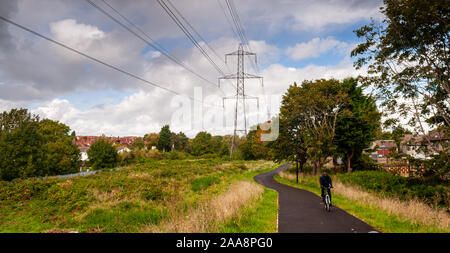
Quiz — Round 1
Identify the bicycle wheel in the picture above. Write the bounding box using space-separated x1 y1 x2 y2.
325 195 331 212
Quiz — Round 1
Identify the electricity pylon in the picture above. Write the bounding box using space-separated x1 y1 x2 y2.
219 43 263 156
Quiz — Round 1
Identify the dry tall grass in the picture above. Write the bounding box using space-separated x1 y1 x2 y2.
332 180 450 230
279 172 450 231
144 181 264 233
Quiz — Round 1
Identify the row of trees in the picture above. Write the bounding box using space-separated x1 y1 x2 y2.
138 126 232 157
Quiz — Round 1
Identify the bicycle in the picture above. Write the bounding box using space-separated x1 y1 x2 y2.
323 186 332 212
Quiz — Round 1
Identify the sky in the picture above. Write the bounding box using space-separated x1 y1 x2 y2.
0 0 385 137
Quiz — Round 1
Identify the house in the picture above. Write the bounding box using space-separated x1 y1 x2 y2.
79 146 89 162
400 134 430 159
369 140 397 164
117 146 131 154
428 130 449 152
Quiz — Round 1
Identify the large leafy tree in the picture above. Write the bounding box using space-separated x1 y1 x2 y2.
191 131 214 156
297 79 347 174
39 119 81 175
352 0 449 157
87 137 118 170
272 80 350 175
334 78 381 172
0 109 44 180
0 109 80 181
157 125 172 152
270 106 308 182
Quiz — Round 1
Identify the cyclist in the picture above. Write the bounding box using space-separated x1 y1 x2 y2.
319 171 333 205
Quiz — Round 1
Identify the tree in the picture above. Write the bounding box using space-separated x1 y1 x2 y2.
270 84 309 182
130 137 145 150
39 119 80 175
0 109 44 180
191 131 214 156
334 78 381 172
173 132 189 152
297 79 348 174
144 133 159 150
0 109 80 181
352 0 449 158
391 126 412 152
87 138 118 170
241 127 271 160
157 125 172 152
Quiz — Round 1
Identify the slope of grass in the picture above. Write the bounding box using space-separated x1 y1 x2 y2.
274 172 449 233
0 159 278 233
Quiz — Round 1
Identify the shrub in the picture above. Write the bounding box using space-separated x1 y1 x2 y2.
165 151 187 160
87 138 118 170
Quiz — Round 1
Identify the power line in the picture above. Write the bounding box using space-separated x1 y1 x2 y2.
157 0 227 77
0 15 220 108
165 0 225 66
85 0 222 94
225 0 259 74
157 0 238 91
216 0 240 42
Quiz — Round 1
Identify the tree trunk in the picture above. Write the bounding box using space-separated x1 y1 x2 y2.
296 160 299 184
347 151 353 173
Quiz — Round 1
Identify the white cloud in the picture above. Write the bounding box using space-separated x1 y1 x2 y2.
286 37 349 61
50 19 104 52
0 0 384 136
28 56 365 137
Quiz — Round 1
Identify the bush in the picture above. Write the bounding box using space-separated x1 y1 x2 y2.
164 151 187 160
87 138 118 170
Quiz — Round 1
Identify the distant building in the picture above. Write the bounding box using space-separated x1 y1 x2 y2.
117 146 131 154
74 136 138 162
73 136 138 147
369 140 397 164
400 134 429 159
79 146 89 162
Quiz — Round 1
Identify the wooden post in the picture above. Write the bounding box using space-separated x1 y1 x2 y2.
296 159 299 184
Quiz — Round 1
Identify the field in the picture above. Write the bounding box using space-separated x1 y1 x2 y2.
0 159 278 233
275 166 450 233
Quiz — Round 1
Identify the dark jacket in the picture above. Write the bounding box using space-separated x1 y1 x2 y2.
319 175 332 188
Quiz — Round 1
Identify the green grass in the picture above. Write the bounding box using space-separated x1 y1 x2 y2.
218 188 278 233
0 159 279 233
274 173 448 233
191 176 220 192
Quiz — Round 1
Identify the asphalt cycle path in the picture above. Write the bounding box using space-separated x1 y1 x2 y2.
254 164 378 233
